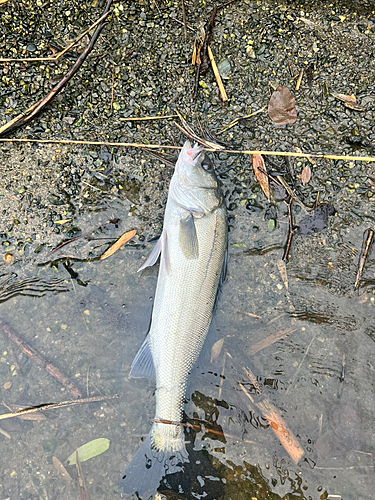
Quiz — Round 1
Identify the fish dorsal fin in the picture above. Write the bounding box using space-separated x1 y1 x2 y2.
137 236 162 272
129 333 156 381
179 214 199 259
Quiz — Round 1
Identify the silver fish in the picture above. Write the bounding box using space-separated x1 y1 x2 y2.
120 141 227 496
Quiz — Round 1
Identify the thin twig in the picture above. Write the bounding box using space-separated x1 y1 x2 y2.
285 334 316 395
1 137 375 163
119 114 178 122
208 45 228 102
282 197 295 261
232 307 262 319
354 228 374 290
47 219 118 256
0 395 118 422
218 107 266 134
181 0 188 38
152 418 256 445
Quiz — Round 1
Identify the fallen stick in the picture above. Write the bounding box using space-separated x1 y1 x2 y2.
238 382 304 464
208 45 228 102
0 319 83 398
354 228 374 290
119 114 178 122
152 418 257 445
1 138 375 162
282 197 295 261
47 218 119 256
0 0 113 138
0 395 118 421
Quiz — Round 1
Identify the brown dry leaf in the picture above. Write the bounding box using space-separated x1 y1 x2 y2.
76 452 90 500
268 86 297 126
53 456 72 483
210 338 225 363
276 259 288 290
331 92 364 111
99 229 136 261
301 165 311 186
0 0 10 4
251 154 270 201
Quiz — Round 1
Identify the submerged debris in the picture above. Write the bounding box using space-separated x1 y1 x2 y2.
296 204 336 236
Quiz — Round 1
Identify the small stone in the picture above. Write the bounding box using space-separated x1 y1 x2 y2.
26 44 36 53
4 381 12 390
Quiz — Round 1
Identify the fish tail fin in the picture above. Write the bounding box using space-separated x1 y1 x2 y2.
119 422 187 497
119 422 224 498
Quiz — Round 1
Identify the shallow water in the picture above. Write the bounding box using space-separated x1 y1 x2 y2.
1 0 375 498
0 184 374 499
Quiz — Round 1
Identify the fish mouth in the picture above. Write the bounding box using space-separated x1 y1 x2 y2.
191 145 204 161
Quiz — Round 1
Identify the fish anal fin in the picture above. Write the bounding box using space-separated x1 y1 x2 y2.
130 334 156 381
138 236 162 272
179 214 199 259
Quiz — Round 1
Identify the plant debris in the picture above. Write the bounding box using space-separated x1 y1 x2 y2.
252 154 270 201
301 165 311 186
99 229 136 261
66 438 110 465
295 204 336 236
268 86 297 126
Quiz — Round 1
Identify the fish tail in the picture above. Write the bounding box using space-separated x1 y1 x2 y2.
119 422 187 497
119 422 225 498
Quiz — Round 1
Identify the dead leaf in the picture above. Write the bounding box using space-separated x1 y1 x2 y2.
268 86 297 126
331 91 364 111
0 0 11 4
277 259 288 290
301 165 311 186
76 452 90 500
53 456 72 483
99 229 136 261
210 338 225 363
251 154 270 201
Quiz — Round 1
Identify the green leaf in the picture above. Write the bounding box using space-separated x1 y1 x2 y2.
66 438 110 465
267 219 276 232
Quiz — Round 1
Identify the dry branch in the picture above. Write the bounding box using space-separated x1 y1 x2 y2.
0 0 113 138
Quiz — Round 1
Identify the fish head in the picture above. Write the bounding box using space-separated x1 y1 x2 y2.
172 141 222 213
175 141 219 189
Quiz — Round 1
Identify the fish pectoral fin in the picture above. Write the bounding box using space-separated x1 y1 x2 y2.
129 333 156 381
137 236 162 272
179 214 199 259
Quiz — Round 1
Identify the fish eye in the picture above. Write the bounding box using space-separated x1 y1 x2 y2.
201 157 212 170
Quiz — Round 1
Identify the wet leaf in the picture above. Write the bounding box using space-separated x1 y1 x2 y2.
268 86 297 126
53 456 72 483
267 219 276 232
301 165 311 186
296 204 336 236
251 154 270 201
76 451 90 500
210 338 225 363
66 438 110 465
99 229 136 261
277 259 288 290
